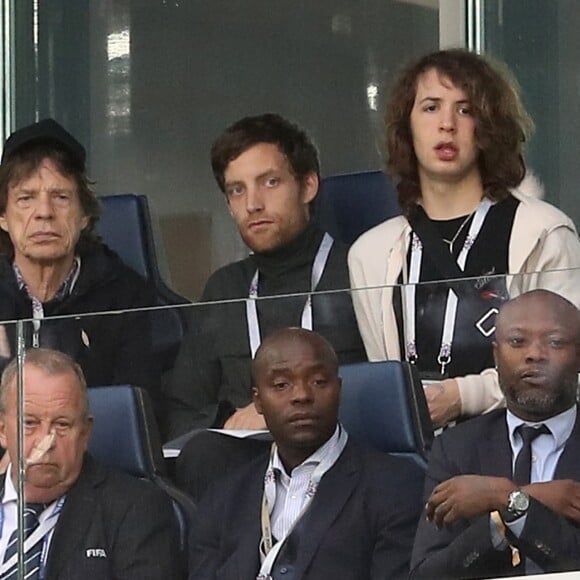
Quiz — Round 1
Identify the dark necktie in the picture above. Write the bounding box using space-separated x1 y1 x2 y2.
3 502 45 580
513 424 550 486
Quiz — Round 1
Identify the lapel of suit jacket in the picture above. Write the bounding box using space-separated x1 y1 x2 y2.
236 460 267 580
286 441 359 577
44 455 104 579
211 455 267 580
478 411 512 478
554 405 580 480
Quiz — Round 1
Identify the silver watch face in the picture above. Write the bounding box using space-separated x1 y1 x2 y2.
508 490 530 514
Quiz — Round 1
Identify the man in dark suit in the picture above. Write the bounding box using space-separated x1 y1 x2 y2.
0 348 179 580
411 289 580 579
189 327 424 580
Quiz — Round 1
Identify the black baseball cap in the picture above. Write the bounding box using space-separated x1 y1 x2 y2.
1 118 86 169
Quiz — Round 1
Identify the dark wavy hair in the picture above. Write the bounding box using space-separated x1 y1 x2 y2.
0 141 101 256
385 49 534 215
210 113 320 193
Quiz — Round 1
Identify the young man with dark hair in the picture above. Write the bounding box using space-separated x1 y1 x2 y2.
349 49 580 428
167 113 365 438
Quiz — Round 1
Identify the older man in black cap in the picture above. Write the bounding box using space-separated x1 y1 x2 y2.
0 119 162 414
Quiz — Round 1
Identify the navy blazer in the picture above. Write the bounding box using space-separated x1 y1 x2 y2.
2 455 180 580
411 408 580 579
189 439 424 580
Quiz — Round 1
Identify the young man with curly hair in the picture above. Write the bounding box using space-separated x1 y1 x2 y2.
349 49 580 428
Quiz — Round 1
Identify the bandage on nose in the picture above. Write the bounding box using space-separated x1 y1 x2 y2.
26 429 56 465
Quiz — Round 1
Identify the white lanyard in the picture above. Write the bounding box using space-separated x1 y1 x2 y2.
256 426 348 580
403 199 494 375
246 233 334 358
0 496 66 580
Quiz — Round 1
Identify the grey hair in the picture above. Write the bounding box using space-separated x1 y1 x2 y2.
0 349 89 416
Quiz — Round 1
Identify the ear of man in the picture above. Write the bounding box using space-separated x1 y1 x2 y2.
300 172 319 205
253 387 263 415
0 417 7 449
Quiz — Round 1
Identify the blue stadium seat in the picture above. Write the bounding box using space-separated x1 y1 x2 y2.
88 385 165 477
88 385 196 575
97 193 189 303
314 170 400 245
338 361 433 469
97 193 189 371
97 194 158 281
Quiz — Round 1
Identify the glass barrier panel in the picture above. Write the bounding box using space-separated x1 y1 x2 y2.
3 265 578 575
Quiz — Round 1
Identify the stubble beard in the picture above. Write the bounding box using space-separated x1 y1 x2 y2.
503 375 578 420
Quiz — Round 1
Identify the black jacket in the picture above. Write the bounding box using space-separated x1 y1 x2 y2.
189 440 424 580
411 408 580 578
0 245 161 405
0 455 180 579
166 225 366 438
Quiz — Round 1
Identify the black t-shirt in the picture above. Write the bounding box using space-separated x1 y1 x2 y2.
395 194 519 378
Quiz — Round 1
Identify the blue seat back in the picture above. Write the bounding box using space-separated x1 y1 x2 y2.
314 170 400 245
338 361 432 468
88 385 196 571
97 194 152 280
87 385 162 478
96 194 190 371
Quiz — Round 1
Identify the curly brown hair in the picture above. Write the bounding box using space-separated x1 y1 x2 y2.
385 49 533 215
0 142 101 256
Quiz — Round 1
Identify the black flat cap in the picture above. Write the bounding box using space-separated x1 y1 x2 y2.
1 118 86 169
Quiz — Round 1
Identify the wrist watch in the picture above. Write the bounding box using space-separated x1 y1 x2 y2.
503 489 530 522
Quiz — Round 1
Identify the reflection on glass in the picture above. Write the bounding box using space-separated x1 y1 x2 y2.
11 1 441 296
366 83 379 111
106 12 130 136
32 0 39 96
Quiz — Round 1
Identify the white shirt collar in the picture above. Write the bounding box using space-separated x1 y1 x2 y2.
2 465 16 504
507 405 577 451
271 424 341 478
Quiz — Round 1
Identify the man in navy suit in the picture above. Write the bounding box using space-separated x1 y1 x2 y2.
411 289 580 578
0 348 179 580
189 327 424 580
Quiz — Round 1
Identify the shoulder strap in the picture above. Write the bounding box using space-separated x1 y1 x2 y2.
407 208 479 298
